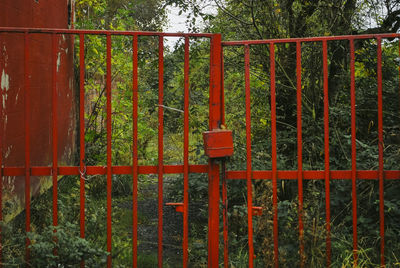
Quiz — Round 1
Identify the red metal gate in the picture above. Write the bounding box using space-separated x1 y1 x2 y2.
221 35 400 268
0 27 222 268
0 27 400 267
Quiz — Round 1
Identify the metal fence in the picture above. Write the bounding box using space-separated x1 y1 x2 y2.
0 27 400 267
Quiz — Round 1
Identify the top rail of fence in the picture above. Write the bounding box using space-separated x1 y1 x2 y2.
222 33 400 46
0 27 215 38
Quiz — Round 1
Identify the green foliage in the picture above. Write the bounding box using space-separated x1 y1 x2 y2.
75 0 167 31
27 223 108 267
0 219 107 267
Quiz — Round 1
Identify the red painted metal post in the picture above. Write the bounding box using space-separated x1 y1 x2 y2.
52 33 59 229
222 161 228 268
209 36 222 129
399 41 400 119
132 34 138 268
349 39 358 265
79 33 86 243
0 33 3 267
106 34 113 268
221 47 226 126
221 47 229 268
24 32 31 262
183 36 190 268
158 36 164 268
78 32 86 268
270 42 279 268
0 133 1 267
208 34 222 268
207 162 220 268
377 37 385 267
296 41 304 267
244 45 254 268
322 40 331 267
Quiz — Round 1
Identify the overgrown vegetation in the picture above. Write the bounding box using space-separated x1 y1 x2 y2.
3 0 400 267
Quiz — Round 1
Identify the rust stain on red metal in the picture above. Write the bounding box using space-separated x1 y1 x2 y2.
203 129 234 158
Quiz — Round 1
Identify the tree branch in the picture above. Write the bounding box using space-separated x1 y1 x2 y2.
250 0 264 39
213 0 252 26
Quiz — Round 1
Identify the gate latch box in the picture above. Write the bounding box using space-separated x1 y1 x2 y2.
203 129 234 158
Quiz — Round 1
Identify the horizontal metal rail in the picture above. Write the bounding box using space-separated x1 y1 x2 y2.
0 26 214 37
222 32 400 45
1 167 399 179
2 167 399 179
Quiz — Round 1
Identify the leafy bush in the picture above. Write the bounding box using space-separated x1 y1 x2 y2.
27 223 108 267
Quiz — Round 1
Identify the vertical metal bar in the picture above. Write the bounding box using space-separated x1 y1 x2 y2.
158 35 164 268
322 40 331 267
221 46 226 127
209 34 222 130
183 35 190 268
132 34 138 268
377 37 385 267
296 41 304 267
52 33 58 229
24 32 31 262
222 161 228 268
79 33 85 243
399 40 400 118
208 34 222 268
349 39 358 265
207 162 220 268
0 34 3 268
0 124 1 268
221 47 229 268
78 31 85 268
398 40 400 118
106 34 112 268
270 42 279 268
244 45 254 268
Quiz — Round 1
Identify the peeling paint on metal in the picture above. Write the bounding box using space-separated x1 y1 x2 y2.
3 45 8 67
57 52 61 72
69 77 73 92
4 145 12 159
1 69 10 109
2 93 7 110
1 69 10 92
15 87 21 105
7 176 16 192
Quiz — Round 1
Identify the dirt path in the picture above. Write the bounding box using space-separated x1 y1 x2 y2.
121 176 184 266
